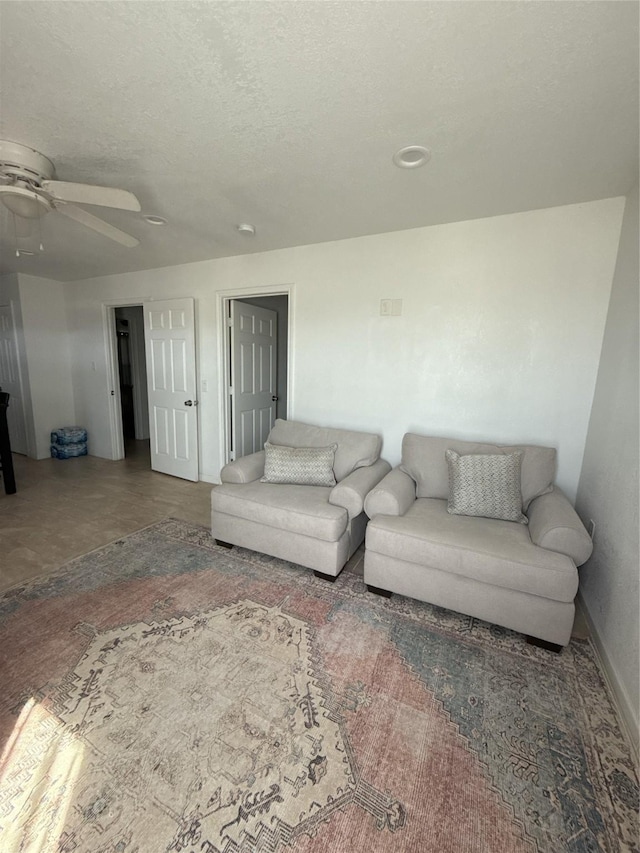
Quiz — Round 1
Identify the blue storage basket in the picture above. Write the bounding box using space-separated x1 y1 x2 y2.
51 426 88 446
51 442 88 459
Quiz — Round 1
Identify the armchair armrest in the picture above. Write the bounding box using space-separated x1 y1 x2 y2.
329 458 391 519
364 467 416 518
220 450 265 484
527 487 593 566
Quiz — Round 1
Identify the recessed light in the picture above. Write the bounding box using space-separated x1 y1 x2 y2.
237 223 256 236
143 214 167 226
393 145 431 169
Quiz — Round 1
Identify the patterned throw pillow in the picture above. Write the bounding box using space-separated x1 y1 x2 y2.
261 442 338 486
445 449 528 524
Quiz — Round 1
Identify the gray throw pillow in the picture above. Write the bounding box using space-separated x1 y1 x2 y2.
446 449 528 524
261 442 337 486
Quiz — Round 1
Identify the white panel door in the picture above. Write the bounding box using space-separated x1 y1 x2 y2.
0 304 27 455
230 301 277 458
144 298 198 481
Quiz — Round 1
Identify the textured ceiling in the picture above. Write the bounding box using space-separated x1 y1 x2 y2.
0 1 638 282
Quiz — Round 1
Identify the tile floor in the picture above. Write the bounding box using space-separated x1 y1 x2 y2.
0 441 213 592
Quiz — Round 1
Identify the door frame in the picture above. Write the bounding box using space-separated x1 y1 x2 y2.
104 296 197 463
217 284 294 466
0 300 31 456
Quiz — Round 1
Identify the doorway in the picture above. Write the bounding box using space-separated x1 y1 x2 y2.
221 292 290 462
106 298 199 480
113 306 150 465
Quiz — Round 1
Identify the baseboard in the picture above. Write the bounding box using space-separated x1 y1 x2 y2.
576 593 639 762
199 473 219 485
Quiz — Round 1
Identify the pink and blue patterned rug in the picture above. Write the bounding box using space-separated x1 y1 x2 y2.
0 519 637 853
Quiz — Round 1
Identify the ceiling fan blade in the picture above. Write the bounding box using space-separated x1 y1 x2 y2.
56 204 139 247
41 180 141 211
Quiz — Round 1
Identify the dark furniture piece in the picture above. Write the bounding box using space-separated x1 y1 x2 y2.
0 391 16 494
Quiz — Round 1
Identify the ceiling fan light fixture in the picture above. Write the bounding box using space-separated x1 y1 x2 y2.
0 186 51 218
143 214 167 226
393 145 431 169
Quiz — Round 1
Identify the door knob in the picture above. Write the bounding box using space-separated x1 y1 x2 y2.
184 400 198 407
272 395 278 401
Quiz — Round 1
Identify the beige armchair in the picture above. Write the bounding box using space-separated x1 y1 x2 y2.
363 433 593 650
211 419 390 579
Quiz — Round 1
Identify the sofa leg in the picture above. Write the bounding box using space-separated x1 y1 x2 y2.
526 635 563 653
313 570 337 583
215 539 234 549
366 584 392 598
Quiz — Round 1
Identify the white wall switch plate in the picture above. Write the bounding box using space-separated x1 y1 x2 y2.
380 298 402 316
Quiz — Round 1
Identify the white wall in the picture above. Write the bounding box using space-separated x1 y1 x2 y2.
18 275 76 458
576 184 639 755
65 198 624 495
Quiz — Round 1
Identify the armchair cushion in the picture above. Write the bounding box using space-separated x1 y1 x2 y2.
400 433 556 509
527 487 593 566
211 482 347 542
268 419 381 482
366 498 578 602
261 441 337 486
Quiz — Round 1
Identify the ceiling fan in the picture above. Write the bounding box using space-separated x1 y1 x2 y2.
0 140 141 247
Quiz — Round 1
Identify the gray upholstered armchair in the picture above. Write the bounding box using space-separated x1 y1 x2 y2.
363 433 593 649
211 419 390 579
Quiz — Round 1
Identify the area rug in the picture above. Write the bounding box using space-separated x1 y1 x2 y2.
0 520 637 853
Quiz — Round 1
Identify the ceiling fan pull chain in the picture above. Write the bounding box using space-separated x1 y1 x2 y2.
12 212 19 257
